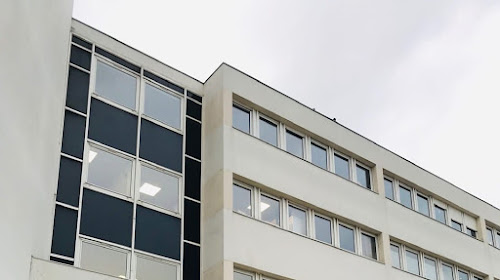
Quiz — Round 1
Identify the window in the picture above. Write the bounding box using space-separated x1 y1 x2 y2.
466 227 477 238
259 117 278 146
405 250 420 275
424 257 438 280
285 130 304 158
136 254 177 280
334 154 350 180
434 205 447 224
486 228 494 245
355 164 371 189
139 164 179 213
260 194 280 226
451 220 462 231
288 205 307 235
233 184 252 216
95 60 137 110
385 178 394 200
234 271 253 280
80 241 128 278
87 146 133 197
233 105 250 133
458 270 469 280
496 232 500 248
417 194 430 216
314 215 332 244
399 186 412 209
311 143 327 169
339 224 355 252
442 264 454 280
390 244 401 268
361 233 377 259
143 83 181 129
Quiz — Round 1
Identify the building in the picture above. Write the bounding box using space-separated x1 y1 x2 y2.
2 3 500 280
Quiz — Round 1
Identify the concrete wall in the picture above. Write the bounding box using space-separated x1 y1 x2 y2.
0 1 74 279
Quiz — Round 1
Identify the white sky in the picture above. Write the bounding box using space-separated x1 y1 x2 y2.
74 0 500 209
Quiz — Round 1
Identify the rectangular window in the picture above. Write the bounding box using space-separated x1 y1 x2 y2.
442 264 454 280
314 215 332 244
405 250 420 275
334 154 350 180
384 178 394 200
399 186 413 209
451 220 462 232
144 83 181 129
260 194 280 226
288 205 307 235
80 241 128 278
466 228 477 238
496 232 500 248
259 117 278 146
339 224 355 252
355 164 371 189
95 60 137 110
486 228 494 245
136 254 177 280
424 257 438 280
434 205 447 224
233 184 252 216
285 130 304 158
234 271 253 280
458 271 469 280
361 233 377 259
311 143 328 169
417 194 430 216
139 164 179 213
232 105 250 133
390 244 401 269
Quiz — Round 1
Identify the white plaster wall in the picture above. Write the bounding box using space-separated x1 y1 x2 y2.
0 1 74 279
30 258 120 280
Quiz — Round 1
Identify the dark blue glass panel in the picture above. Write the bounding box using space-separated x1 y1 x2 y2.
183 242 200 280
186 118 201 159
184 199 200 244
95 47 140 73
72 35 92 50
139 119 182 172
184 157 201 201
144 70 183 94
70 45 91 70
61 110 86 159
187 100 202 121
56 156 82 207
66 66 89 114
51 206 77 257
187 91 202 102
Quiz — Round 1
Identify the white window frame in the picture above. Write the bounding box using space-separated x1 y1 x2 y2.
255 113 280 147
397 184 413 209
286 202 309 236
310 139 330 170
232 181 254 218
134 251 181 280
440 262 455 280
486 226 495 246
232 102 253 134
353 160 372 190
433 203 448 225
384 176 396 200
234 269 255 280
451 219 463 232
283 126 306 159
403 247 421 276
423 255 438 280
390 242 402 269
332 150 352 180
415 192 431 217
257 191 282 227
312 211 334 245
359 230 378 260
458 269 470 280
337 222 356 253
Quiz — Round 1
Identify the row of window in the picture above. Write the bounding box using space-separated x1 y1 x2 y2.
384 176 477 238
391 242 483 280
486 226 500 249
233 104 372 189
233 182 378 260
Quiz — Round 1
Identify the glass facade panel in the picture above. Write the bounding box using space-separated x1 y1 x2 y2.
417 194 430 216
233 184 251 216
391 245 401 268
139 165 179 212
399 186 412 209
314 215 332 244
87 146 133 196
260 194 280 225
311 143 327 169
361 234 377 259
435 206 447 224
334 154 350 179
339 225 355 252
424 258 437 280
95 60 137 110
233 105 250 133
288 205 307 235
259 118 278 146
80 242 128 278
285 130 304 158
144 83 181 129
385 179 394 200
406 250 420 275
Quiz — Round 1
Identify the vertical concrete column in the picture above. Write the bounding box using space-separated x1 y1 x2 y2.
477 217 487 244
373 164 385 197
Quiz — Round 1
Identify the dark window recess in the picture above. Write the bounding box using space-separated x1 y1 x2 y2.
135 205 181 260
56 156 82 207
95 47 140 73
66 66 90 114
144 70 184 94
70 45 91 70
183 242 200 280
80 189 133 247
139 119 183 172
50 256 74 265
61 110 86 159
184 199 200 244
88 98 138 155
187 91 202 103
72 35 92 50
186 118 201 159
51 205 78 257
184 157 201 201
187 100 202 121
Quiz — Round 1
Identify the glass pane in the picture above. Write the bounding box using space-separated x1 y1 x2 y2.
87 147 132 196
486 229 494 245
442 264 454 280
405 250 420 275
334 154 350 179
452 220 462 231
233 105 250 133
260 194 280 225
314 215 332 244
286 130 303 158
259 118 278 146
467 228 477 238
80 242 128 278
399 186 412 209
339 225 355 252
288 205 307 235
417 195 430 216
496 233 500 248
233 184 251 216
311 143 327 169
140 165 179 212
424 258 437 280
144 83 181 129
384 179 394 200
459 271 469 280
95 60 137 110
356 165 371 189
390 245 401 268
136 255 177 280
234 272 253 280
361 234 377 259
435 206 446 224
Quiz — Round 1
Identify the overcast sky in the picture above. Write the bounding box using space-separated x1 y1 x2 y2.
74 0 500 209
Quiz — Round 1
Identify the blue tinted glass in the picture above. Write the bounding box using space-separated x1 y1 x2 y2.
384 179 394 200
442 264 454 280
399 186 412 209
356 165 371 189
286 130 303 158
406 250 420 275
417 195 429 216
259 118 277 146
314 216 332 244
434 206 446 224
311 143 327 169
339 225 355 252
391 245 400 268
458 271 469 280
334 154 349 179
233 106 250 133
183 242 200 280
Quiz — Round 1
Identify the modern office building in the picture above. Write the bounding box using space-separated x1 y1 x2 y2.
2 2 500 280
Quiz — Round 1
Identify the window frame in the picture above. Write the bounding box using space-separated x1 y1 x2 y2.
332 151 351 180
390 242 402 269
384 176 395 200
416 192 431 217
256 113 280 147
310 139 329 170
283 127 306 159
433 204 448 225
232 182 254 218
134 251 181 280
286 202 309 236
257 191 282 227
423 255 438 280
337 222 357 253
353 160 372 190
359 230 378 260
312 211 334 245
458 269 470 280
232 102 253 134
403 247 421 276
398 184 413 209
440 262 455 280
451 219 463 232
